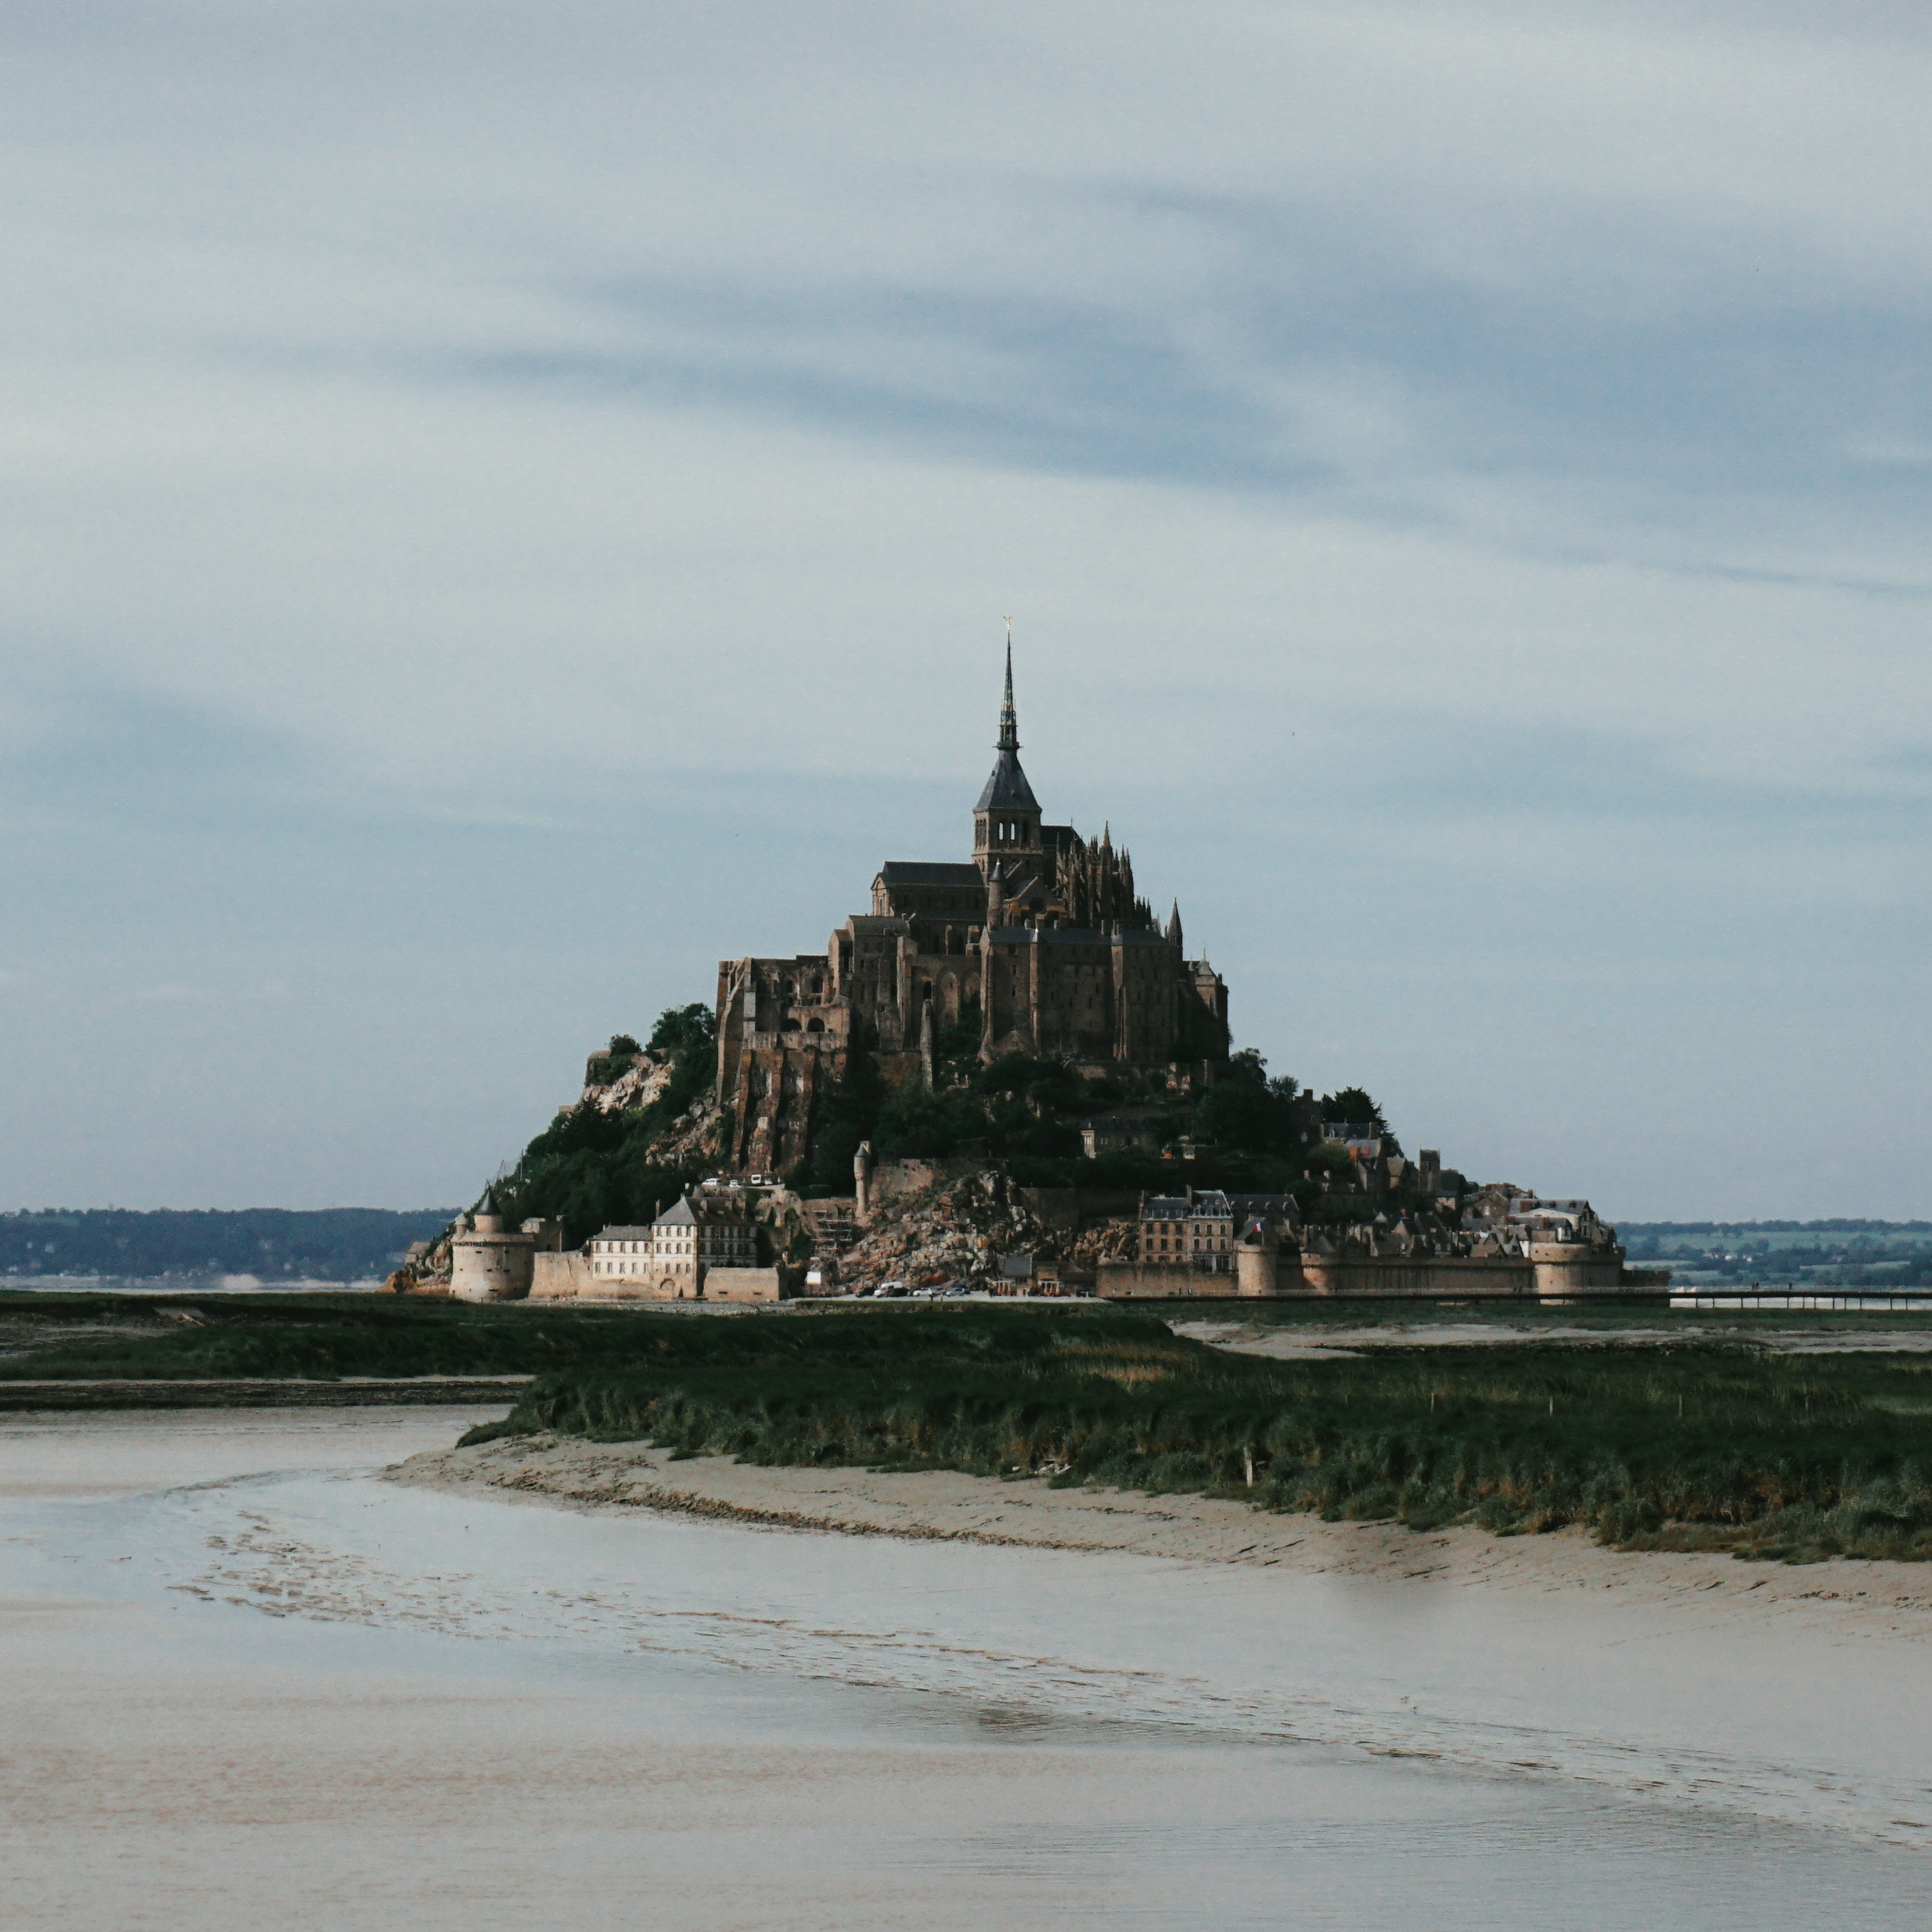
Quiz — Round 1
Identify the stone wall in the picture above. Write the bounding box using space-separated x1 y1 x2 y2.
527 1251 592 1300
1099 1251 1641 1300
527 1253 787 1304
528 1256 687 1303
1528 1248 1629 1295
1094 1260 1242 1299
1292 1254 1538 1298
722 1040 825 1176
858 1154 987 1223
702 1266 786 1303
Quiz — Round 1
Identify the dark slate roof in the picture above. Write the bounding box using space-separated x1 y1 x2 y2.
984 925 1173 945
984 924 1106 945
878 862 984 886
1141 1192 1240 1220
975 748 1040 812
989 857 1051 898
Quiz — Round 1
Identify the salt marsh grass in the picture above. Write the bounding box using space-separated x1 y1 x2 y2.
14 1292 1932 1562
495 1306 1932 1563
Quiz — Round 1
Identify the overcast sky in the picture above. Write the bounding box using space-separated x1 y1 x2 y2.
3 1 1927 1219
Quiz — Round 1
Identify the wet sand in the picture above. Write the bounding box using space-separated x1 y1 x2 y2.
8 1409 1932 1930
1172 1315 1932 1356
3 1402 501 1498
394 1429 1932 1635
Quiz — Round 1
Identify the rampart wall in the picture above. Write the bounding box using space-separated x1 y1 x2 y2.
1294 1255 1538 1298
526 1253 787 1303
703 1267 785 1303
528 1251 592 1300
857 1154 987 1222
1094 1261 1242 1299
1098 1250 1644 1300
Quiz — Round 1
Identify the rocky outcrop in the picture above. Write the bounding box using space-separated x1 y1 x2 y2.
1066 1218 1139 1270
581 1049 677 1116
579 1041 728 1166
645 1090 727 1167
834 1168 1059 1292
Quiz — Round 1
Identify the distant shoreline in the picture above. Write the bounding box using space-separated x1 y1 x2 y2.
0 1206 454 1289
1 1275 385 1295
0 1375 528 1412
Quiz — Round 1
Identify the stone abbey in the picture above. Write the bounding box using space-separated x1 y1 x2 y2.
716 651 1231 1173
430 646 1649 1306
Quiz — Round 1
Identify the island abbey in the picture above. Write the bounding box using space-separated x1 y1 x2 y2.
716 652 1231 1173
430 644 1647 1306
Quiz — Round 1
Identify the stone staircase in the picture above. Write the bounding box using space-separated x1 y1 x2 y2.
801 1197 861 1256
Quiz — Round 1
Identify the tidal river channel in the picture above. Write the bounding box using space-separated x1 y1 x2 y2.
4 1406 1930 1931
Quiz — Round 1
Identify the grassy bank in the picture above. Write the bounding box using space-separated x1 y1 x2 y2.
483 1305 1932 1563
0 1292 718 1383
15 1295 1932 1563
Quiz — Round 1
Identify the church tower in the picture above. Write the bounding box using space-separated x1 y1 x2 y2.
972 641 1042 876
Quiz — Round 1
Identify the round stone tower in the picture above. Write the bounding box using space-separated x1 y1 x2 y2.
449 1185 537 1302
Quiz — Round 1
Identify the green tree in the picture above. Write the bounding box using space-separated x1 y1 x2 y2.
932 998 984 1084
495 1002 720 1241
804 1048 885 1194
1194 1049 1307 1156
1195 1077 1289 1153
1318 1087 1400 1156
874 1081 983 1159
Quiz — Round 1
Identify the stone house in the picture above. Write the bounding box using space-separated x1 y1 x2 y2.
1138 1189 1246 1276
1081 1112 1164 1158
586 1192 765 1299
585 1222 673 1293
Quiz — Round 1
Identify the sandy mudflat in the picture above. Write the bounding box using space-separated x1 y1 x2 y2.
0 1403 513 1498
14 1408 1932 1925
1172 1317 1932 1356
391 1432 1932 1637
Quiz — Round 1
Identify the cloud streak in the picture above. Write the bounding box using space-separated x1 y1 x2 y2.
0 1 1925 1214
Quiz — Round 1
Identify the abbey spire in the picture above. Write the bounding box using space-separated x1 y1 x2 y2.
973 634 1041 872
712 628 1233 1173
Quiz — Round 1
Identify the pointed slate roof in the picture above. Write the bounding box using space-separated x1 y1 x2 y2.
975 640 1040 811
976 748 1040 811
878 861 984 886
